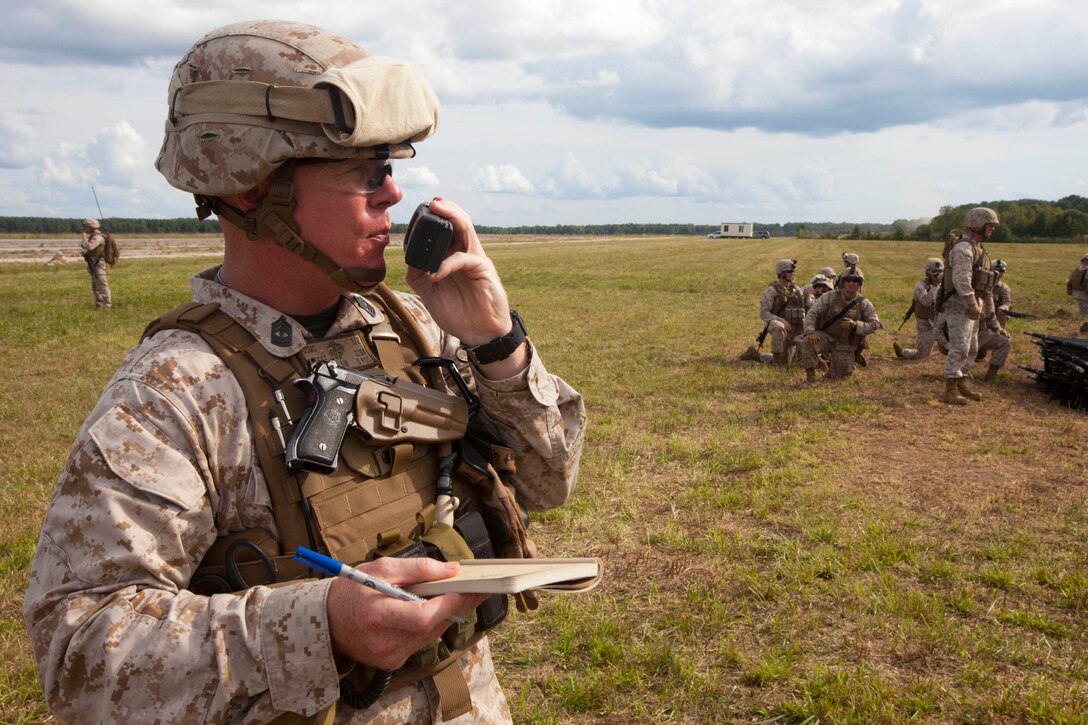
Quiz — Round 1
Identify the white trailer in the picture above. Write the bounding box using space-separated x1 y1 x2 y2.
707 222 769 239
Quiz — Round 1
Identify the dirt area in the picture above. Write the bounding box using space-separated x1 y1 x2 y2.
0 237 226 263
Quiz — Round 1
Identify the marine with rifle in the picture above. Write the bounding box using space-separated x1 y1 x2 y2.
739 259 806 366
801 266 881 383
893 257 943 361
1067 252 1088 318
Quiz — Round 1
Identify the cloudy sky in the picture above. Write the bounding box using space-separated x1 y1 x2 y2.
1 0 1086 227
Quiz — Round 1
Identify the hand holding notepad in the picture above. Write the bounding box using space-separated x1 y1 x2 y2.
404 558 603 596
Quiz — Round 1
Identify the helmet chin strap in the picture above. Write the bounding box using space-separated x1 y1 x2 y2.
196 160 383 295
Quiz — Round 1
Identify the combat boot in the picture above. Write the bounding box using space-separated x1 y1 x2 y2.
855 349 868 367
805 369 817 384
893 341 904 359
937 341 949 355
975 348 988 362
738 345 760 361
983 364 1001 382
957 377 983 401
942 378 968 405
772 351 785 366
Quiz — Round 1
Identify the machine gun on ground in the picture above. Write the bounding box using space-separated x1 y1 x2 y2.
1019 332 1088 409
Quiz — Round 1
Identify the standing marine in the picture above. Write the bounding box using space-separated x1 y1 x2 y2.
24 19 586 724
801 266 881 382
939 206 1000 405
79 218 112 308
894 257 943 361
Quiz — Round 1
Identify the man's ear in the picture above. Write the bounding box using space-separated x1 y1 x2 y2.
224 180 272 212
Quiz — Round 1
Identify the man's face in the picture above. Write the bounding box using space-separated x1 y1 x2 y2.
780 271 794 284
982 223 995 240
842 278 861 296
290 158 403 280
814 284 830 298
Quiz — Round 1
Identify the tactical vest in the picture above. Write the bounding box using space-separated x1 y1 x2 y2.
141 283 537 722
772 282 806 326
915 284 937 321
820 290 864 341
1072 267 1088 293
942 240 994 300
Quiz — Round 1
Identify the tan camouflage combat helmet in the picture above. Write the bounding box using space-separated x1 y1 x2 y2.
82 218 100 229
924 257 943 274
155 20 441 292
810 274 831 288
819 266 836 279
841 266 864 283
964 207 1000 230
993 258 1006 272
775 259 797 276
842 252 859 266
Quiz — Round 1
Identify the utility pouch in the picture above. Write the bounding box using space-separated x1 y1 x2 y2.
453 508 508 632
971 267 997 293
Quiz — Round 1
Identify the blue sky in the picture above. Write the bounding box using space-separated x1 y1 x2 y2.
1 0 1086 227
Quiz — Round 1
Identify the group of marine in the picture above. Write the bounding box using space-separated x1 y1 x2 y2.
739 206 1088 405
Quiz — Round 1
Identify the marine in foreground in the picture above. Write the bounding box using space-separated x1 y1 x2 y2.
23 20 586 724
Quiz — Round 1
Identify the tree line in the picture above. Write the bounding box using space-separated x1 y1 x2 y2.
2 196 1085 241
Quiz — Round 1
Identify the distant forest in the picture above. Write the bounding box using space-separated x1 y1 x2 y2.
2 195 1086 242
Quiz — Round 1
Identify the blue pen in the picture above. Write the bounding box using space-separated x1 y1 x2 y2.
295 546 469 625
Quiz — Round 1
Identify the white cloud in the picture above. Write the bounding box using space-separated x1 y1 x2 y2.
398 165 441 188
475 164 535 194
0 113 37 169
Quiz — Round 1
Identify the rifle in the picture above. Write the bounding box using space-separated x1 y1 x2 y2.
897 300 916 330
1004 310 1035 319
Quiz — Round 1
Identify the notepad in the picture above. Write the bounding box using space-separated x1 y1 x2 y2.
404 558 603 595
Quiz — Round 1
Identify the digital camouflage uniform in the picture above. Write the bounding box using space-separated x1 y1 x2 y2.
23 270 586 723
976 278 1012 379
81 221 112 307
895 260 942 361
758 275 806 365
801 285 881 379
1068 258 1088 316
942 237 993 380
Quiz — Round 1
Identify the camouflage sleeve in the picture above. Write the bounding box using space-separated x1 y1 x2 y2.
803 291 829 335
86 232 105 253
758 285 778 324
950 242 975 297
394 292 586 512
916 280 938 307
995 284 1011 312
857 298 882 335
23 331 341 722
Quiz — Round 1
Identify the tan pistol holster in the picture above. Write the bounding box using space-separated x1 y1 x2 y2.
142 283 538 722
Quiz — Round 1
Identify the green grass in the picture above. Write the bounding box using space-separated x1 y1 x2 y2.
3 237 1088 722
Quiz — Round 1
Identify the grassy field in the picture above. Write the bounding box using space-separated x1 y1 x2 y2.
2 236 1086 723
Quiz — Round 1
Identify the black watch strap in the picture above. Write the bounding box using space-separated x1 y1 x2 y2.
469 310 528 365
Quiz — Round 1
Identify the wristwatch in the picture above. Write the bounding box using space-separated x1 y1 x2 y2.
469 310 528 364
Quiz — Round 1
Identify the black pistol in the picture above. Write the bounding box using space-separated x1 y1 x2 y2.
285 360 365 474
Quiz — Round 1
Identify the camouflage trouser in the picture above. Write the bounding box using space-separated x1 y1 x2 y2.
346 637 512 723
86 257 112 307
942 301 978 379
768 320 802 362
1074 292 1088 316
899 317 937 359
977 328 1012 368
802 331 858 379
